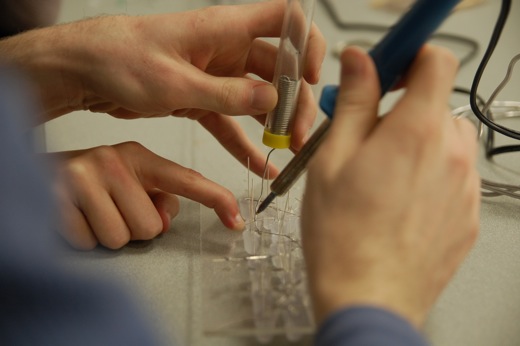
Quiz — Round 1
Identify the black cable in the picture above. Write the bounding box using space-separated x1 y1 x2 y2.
322 0 518 158
454 86 520 159
469 0 515 140
321 0 520 200
454 86 485 107
487 145 520 157
453 86 496 156
451 1 516 160
319 0 480 67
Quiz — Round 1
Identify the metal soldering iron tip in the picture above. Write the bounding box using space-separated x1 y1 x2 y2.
256 192 277 215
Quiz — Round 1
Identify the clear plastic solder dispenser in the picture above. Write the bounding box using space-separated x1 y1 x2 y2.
262 0 315 149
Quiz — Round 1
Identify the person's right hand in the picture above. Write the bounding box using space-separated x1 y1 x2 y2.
1 1 326 174
301 46 480 327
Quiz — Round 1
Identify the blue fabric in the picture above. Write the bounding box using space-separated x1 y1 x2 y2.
315 306 429 346
0 67 164 346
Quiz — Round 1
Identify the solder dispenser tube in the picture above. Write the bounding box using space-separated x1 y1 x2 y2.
262 0 315 149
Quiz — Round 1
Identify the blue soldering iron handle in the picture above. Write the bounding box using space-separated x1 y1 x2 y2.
319 0 461 118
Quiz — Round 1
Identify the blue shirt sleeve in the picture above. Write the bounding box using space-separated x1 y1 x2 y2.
315 306 429 346
0 66 167 346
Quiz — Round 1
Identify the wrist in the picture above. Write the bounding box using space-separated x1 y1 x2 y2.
309 272 428 329
316 306 428 346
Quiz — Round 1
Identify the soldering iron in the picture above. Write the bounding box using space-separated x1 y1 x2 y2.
257 0 462 214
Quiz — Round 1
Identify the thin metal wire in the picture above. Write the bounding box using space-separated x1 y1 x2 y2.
451 54 520 200
453 101 520 200
482 54 520 117
256 148 276 212
478 54 520 200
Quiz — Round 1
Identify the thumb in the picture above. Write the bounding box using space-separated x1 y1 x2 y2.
313 47 380 171
190 72 278 116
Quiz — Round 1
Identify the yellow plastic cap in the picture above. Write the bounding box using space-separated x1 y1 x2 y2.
262 129 291 149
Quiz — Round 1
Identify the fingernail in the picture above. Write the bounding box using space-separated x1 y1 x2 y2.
251 84 276 112
302 131 310 145
162 212 172 233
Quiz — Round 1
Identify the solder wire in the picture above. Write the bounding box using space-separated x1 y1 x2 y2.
469 0 516 139
270 75 299 136
263 0 315 149
480 54 520 158
256 148 276 213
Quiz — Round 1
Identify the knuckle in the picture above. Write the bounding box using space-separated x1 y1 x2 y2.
181 168 205 186
458 119 479 151
87 145 130 178
221 188 236 205
427 45 459 73
401 116 442 146
217 80 241 111
219 194 237 214
61 159 90 187
136 218 163 240
337 97 368 115
74 238 98 251
447 146 473 177
118 141 146 153
60 226 99 251
176 168 206 196
440 47 459 71
103 231 131 250
91 144 120 161
211 188 236 210
436 46 459 67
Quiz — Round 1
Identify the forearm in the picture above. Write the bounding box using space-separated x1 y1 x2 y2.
0 14 171 123
0 22 87 122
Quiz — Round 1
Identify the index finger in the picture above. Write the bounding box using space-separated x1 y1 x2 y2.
132 150 244 230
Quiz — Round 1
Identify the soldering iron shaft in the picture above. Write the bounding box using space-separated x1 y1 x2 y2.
256 120 330 214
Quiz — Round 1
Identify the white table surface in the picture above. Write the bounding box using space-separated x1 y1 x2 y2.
47 1 520 345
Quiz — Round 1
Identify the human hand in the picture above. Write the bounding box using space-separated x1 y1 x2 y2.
49 142 244 250
301 46 480 327
3 1 325 174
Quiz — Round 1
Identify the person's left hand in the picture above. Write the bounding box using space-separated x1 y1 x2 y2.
48 142 246 250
